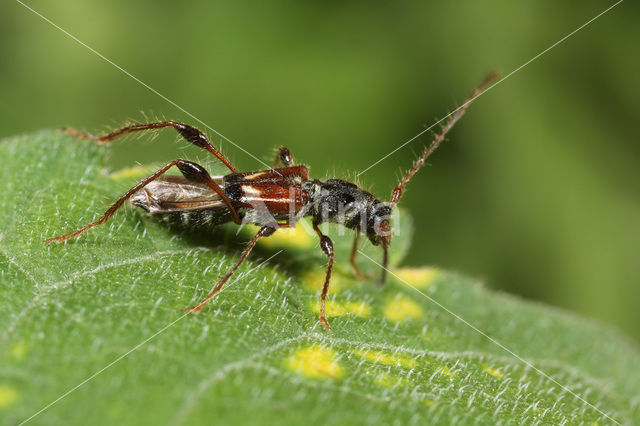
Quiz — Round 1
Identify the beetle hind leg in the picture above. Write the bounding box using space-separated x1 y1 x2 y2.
61 121 237 173
46 159 240 243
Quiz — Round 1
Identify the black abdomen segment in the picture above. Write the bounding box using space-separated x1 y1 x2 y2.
158 208 234 230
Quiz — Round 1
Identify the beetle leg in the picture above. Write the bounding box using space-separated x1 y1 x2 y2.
312 221 334 330
273 146 294 168
46 159 240 243
62 121 237 173
184 225 277 313
174 160 241 224
349 228 372 280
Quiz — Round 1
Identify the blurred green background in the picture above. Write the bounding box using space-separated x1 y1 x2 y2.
2 1 639 341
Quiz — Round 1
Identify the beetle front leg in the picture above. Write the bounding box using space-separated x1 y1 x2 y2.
349 229 371 280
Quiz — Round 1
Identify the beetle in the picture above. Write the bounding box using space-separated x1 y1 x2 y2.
47 72 497 328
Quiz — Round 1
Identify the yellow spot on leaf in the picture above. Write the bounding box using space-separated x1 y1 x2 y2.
394 267 439 289
384 295 424 322
352 349 418 368
374 372 407 387
348 302 370 316
483 365 503 378
0 385 18 409
286 346 343 380
440 367 455 377
313 301 371 318
303 271 344 293
110 165 157 180
257 223 314 250
424 399 435 407
9 343 27 361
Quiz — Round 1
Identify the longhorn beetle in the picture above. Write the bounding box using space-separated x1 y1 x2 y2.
47 72 497 328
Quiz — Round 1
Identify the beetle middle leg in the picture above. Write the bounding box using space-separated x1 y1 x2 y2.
46 159 240 243
312 221 334 330
184 224 277 313
62 121 237 173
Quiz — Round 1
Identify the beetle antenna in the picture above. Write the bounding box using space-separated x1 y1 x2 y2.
389 71 499 208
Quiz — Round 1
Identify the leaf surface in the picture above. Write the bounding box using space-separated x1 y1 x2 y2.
0 131 638 425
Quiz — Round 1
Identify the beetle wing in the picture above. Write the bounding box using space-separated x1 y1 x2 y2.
131 175 226 214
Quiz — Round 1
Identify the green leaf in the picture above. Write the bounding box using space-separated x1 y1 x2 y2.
1 130 638 425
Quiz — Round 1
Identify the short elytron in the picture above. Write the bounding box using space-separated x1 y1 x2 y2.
47 73 497 328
